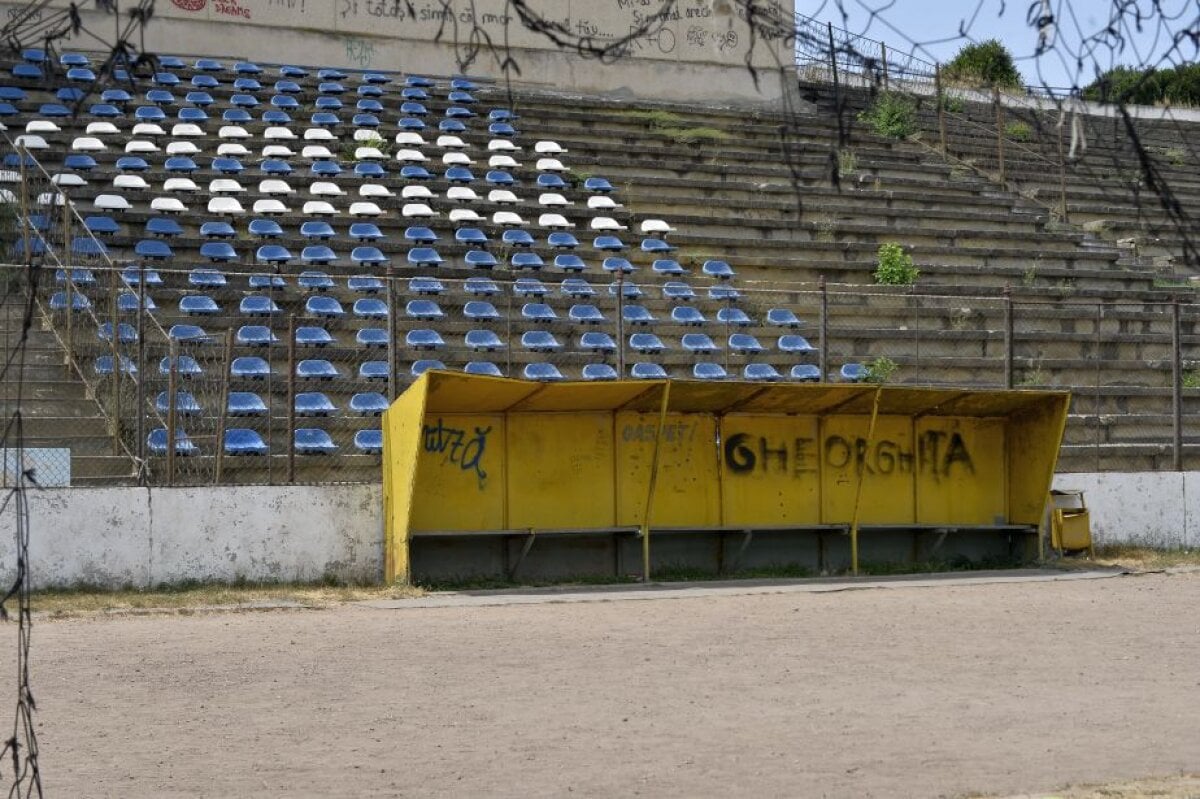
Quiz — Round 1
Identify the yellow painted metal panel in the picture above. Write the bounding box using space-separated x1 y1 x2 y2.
410 413 506 532
615 412 720 527
914 417 1007 525
423 371 538 413
1007 394 1071 525
381 379 429 583
719 415 822 525
820 415 916 524
506 413 617 529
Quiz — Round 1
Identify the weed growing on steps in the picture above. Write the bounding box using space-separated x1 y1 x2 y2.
873 242 919 284
857 92 917 139
864 355 899 384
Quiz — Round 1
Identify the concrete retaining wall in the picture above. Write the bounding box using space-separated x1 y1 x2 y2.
0 0 795 105
1052 472 1196 549
0 485 383 589
0 473 1189 589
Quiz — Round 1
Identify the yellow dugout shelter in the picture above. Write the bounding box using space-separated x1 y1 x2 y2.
382 372 1070 584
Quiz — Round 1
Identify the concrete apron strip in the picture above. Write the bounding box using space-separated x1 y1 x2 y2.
360 568 1129 610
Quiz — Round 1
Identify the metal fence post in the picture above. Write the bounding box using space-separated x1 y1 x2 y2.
827 22 845 146
1172 300 1183 471
935 63 947 154
818 276 829 382
1056 119 1069 223
386 264 397 401
880 41 889 90
1003 287 1014 389
135 263 146 481
286 314 296 484
167 340 178 487
214 327 233 485
994 87 1005 183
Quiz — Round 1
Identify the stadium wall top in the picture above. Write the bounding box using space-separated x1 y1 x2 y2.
2 0 797 106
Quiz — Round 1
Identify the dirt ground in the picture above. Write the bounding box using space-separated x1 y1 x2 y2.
6 570 1200 798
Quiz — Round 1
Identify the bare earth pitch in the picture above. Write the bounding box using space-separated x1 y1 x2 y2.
10 572 1199 798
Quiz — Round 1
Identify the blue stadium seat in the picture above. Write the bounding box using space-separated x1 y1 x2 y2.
349 223 383 241
297 359 340 379
522 303 557 322
351 393 389 416
302 221 336 240
236 325 275 346
168 322 208 343
790 364 821 382
514 277 548 296
117 156 150 172
464 301 499 321
672 306 706 326
201 221 237 239
117 292 157 312
179 296 219 315
717 308 752 327
630 333 665 353
521 331 561 352
357 329 389 348
409 276 443 295
146 218 183 237
296 326 334 347
465 250 498 269
584 177 614 193
537 173 566 190
561 278 595 298
744 364 783 382
407 329 445 350
250 220 285 239
143 350 194 381
191 75 219 89
407 247 443 267
710 285 741 301
190 268 227 288
349 275 384 293
256 244 294 264
631 362 668 380
840 363 867 383
582 363 618 381
66 155 99 172
464 361 503 377
295 428 337 455
502 229 535 247
641 238 676 254
406 300 444 321
222 108 252 123
455 228 489 246
354 430 384 454
147 428 198 456
465 277 500 295
306 296 345 318
359 361 389 380
155 391 202 416
411 359 445 376
569 305 605 324
663 281 695 301
593 235 626 252
778 335 816 354
225 429 269 455
298 271 335 291
444 166 474 183
554 254 586 272
580 332 617 353
212 157 244 174
694 362 728 380
602 257 635 274
296 392 337 417
94 356 137 376
97 322 137 344
547 232 579 250
301 247 337 267
315 96 342 110
240 295 281 316
248 274 286 289
404 226 438 244
767 308 802 327
682 333 718 354
729 333 764 354
524 363 563 382
623 305 656 325
354 299 388 319
200 239 237 261
465 329 504 351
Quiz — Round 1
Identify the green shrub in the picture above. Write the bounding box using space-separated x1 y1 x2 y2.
1083 64 1200 107
938 92 965 113
1004 121 1032 141
857 92 917 139
837 148 858 176
864 356 898 384
873 242 919 285
943 40 1022 89
1183 370 1200 389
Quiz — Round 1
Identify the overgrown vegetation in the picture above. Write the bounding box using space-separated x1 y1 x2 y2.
341 135 394 161
1004 120 1032 141
857 92 917 139
1082 64 1200 107
938 92 964 113
1183 369 1200 389
873 242 919 284
942 39 1022 89
864 355 899 384
837 148 858 176
620 108 731 146
1018 366 1049 387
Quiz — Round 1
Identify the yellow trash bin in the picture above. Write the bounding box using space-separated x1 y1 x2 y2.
1050 489 1092 554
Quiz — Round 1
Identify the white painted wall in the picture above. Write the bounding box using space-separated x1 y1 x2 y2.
0 485 383 590
0 474 1189 590
1052 473 1196 549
